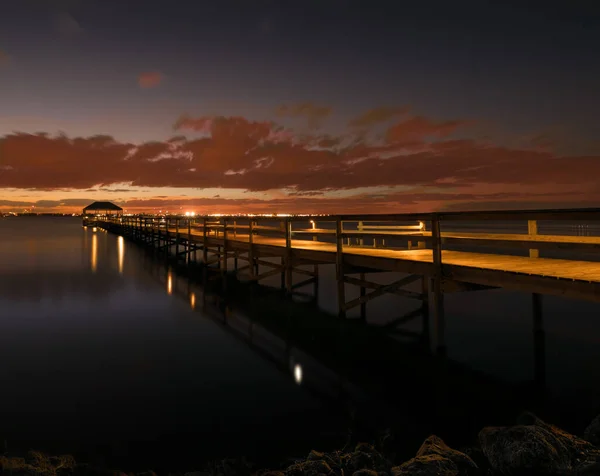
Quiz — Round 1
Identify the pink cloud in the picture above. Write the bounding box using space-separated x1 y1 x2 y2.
0 49 10 66
138 72 163 89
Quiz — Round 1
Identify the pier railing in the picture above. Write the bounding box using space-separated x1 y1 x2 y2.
86 207 600 260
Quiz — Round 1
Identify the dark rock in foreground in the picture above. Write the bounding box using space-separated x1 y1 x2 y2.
4 411 600 476
585 414 600 447
479 412 600 475
391 435 478 476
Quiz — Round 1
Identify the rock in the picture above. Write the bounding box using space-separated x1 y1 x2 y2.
517 411 600 467
338 444 391 474
479 424 571 475
415 436 478 476
391 454 459 476
307 451 325 461
585 414 600 447
352 470 380 476
285 459 334 476
391 435 477 476
478 413 600 476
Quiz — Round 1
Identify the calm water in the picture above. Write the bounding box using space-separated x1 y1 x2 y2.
1 216 600 470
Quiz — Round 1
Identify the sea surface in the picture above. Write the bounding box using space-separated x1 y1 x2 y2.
1 216 600 471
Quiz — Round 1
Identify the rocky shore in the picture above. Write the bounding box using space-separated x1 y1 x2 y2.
2 412 600 476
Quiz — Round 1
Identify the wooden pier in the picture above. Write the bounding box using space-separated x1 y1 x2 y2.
84 208 600 354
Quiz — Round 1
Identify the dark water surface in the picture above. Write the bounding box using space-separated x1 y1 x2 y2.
1 216 600 471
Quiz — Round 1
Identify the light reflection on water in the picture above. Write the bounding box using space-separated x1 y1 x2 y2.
2 216 600 470
91 233 97 273
117 235 125 274
0 217 345 471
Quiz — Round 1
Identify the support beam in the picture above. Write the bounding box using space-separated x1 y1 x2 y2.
528 220 539 258
431 215 445 355
285 219 293 294
342 274 423 300
336 218 346 318
359 272 366 321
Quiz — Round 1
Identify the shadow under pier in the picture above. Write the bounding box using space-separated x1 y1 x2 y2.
143 253 550 456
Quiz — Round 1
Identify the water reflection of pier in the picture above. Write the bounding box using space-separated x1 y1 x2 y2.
140 253 549 446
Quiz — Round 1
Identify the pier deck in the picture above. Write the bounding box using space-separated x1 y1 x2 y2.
85 207 600 353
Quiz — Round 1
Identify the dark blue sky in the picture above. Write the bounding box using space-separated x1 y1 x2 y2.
1 0 599 212
2 0 598 141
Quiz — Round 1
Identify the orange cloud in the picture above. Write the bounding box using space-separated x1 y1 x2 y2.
2 107 599 213
138 72 163 89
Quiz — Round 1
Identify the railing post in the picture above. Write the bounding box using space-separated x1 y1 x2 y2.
431 214 445 355
165 217 171 261
175 218 180 258
418 220 426 249
358 221 364 246
248 220 255 280
222 218 228 274
188 218 192 263
528 220 539 258
336 218 346 318
285 218 293 294
359 272 366 321
202 217 208 263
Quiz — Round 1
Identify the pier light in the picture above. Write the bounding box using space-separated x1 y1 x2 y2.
418 221 425 230
293 364 303 385
92 227 97 232
310 220 316 229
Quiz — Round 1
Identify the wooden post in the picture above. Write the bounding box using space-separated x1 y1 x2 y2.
313 263 319 302
528 220 539 258
175 218 180 258
165 218 171 261
358 221 364 246
285 218 293 294
421 276 430 348
359 272 366 321
336 218 346 318
222 218 228 274
202 217 208 283
418 220 426 249
188 218 192 264
431 215 445 354
248 220 255 280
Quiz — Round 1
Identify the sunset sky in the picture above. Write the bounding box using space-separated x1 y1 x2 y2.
1 0 599 214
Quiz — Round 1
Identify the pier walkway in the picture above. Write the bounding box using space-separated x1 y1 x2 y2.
85 208 600 353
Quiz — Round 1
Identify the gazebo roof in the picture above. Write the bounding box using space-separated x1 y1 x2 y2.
83 201 123 212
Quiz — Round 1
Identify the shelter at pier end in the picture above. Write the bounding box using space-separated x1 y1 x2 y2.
82 201 123 217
